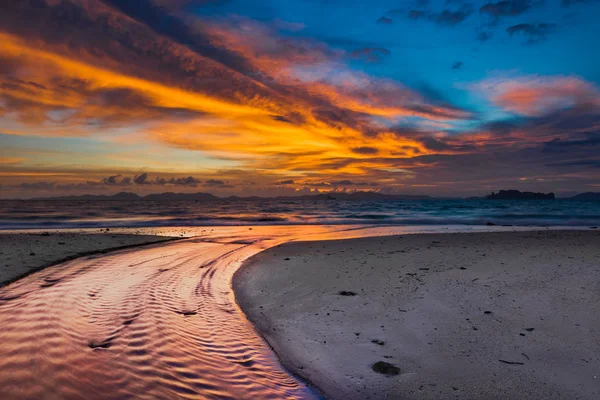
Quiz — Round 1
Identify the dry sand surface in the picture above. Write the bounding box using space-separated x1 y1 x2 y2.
234 230 600 400
0 231 175 285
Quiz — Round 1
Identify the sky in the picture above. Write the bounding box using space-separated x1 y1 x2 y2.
0 0 599 198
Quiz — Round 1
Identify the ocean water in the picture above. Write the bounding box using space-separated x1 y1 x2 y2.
2 198 599 229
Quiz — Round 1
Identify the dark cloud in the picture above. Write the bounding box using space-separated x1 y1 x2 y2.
99 174 205 187
330 180 353 185
325 180 376 186
351 147 379 155
168 176 202 186
98 0 255 77
480 1 542 18
433 6 474 25
390 3 474 26
477 31 493 41
270 113 306 125
389 125 476 153
103 175 124 185
276 179 295 185
351 47 391 62
203 179 232 188
561 0 596 6
19 181 56 190
377 16 393 24
407 10 428 20
481 120 520 136
134 173 150 185
506 23 557 44
452 61 464 69
545 159 600 168
542 133 600 152
271 115 293 123
151 0 227 12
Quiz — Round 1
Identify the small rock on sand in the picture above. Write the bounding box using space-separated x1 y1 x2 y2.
372 361 400 376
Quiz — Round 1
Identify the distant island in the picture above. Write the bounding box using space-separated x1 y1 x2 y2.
569 192 600 201
31 191 432 202
485 190 555 200
10 190 600 202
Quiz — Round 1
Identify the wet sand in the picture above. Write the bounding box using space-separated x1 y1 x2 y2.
234 230 600 399
0 231 176 286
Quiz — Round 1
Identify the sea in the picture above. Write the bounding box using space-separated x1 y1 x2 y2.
1 198 599 230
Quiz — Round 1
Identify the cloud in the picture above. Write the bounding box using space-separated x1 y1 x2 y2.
545 159 600 168
476 31 493 41
134 173 150 185
330 180 354 185
351 47 391 62
561 0 596 6
276 179 295 185
542 133 600 152
377 16 393 24
389 3 474 26
98 0 256 77
506 23 557 44
203 179 231 188
0 157 23 165
19 181 57 190
103 175 125 185
101 173 206 187
351 146 379 155
473 75 600 116
480 1 542 19
166 176 203 186
432 7 474 26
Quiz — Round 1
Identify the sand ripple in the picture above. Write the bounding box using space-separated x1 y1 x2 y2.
0 231 323 399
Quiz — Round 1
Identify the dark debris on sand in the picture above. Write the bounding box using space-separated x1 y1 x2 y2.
372 361 400 376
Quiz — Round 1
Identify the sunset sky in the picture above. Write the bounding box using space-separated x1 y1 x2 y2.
1 0 599 198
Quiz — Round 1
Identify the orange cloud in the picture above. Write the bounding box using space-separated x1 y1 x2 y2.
474 75 600 116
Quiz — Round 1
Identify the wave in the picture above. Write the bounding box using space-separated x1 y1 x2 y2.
2 216 599 230
1 199 599 230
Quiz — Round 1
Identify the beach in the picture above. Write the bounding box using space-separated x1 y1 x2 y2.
0 231 176 286
234 230 600 399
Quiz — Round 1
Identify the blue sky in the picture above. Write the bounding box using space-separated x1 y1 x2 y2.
193 0 600 119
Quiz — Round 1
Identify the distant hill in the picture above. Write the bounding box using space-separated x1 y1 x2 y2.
144 192 220 201
485 190 555 200
31 191 431 201
37 192 142 201
568 192 600 201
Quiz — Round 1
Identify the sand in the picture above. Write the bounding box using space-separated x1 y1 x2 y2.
234 230 600 399
0 231 176 286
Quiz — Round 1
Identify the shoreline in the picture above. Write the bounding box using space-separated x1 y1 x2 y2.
234 230 600 399
0 232 180 287
2 224 598 232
